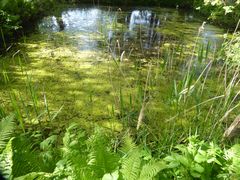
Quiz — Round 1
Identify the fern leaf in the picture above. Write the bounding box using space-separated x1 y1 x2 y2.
120 134 136 154
40 135 59 172
87 128 120 178
60 124 96 179
11 135 45 178
225 144 240 175
0 114 15 151
0 137 14 179
120 149 141 180
139 160 167 180
0 135 46 179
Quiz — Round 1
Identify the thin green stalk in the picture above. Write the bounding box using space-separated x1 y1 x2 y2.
0 103 6 118
50 105 63 121
19 92 31 123
119 87 124 117
0 27 6 49
9 91 25 132
166 95 225 122
43 88 51 121
137 63 152 130
2 69 9 84
26 74 39 117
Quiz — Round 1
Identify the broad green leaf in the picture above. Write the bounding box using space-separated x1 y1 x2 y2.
102 170 119 180
194 151 207 163
223 6 234 14
192 163 204 173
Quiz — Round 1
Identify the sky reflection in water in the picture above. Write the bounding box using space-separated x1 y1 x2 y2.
38 7 223 54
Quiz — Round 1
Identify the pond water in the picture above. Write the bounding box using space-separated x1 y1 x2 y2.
1 5 231 146
38 6 224 58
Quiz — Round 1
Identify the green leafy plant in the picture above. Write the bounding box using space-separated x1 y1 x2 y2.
0 135 46 179
223 32 240 65
0 123 239 179
0 114 15 152
164 136 223 179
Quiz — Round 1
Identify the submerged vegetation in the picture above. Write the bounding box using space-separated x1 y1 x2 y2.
1 0 240 179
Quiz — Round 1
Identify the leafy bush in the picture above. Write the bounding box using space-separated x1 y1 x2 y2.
223 33 240 65
0 10 20 31
195 0 240 27
0 0 54 48
0 10 21 48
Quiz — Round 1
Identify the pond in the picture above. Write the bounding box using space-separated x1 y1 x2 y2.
38 6 224 58
1 5 233 148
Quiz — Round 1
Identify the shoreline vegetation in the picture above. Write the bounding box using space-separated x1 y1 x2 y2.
0 0 240 179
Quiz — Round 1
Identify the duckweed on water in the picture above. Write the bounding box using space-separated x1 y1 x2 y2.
1 1 240 179
1 6 239 150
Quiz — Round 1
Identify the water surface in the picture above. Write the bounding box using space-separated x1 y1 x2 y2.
0 6 229 144
38 6 224 58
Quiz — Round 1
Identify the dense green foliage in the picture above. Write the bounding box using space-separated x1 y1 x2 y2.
0 120 240 179
0 0 54 47
195 0 240 27
222 32 240 65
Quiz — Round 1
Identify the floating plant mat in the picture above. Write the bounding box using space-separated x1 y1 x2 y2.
37 7 224 57
2 5 237 146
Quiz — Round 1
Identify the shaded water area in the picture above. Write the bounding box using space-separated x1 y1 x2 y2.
2 5 236 148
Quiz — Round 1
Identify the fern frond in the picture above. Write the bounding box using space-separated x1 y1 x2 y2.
40 135 59 172
0 137 14 179
0 104 6 118
224 144 240 175
120 149 141 180
120 134 136 154
62 123 87 149
11 135 45 178
0 114 15 151
60 124 96 179
87 128 120 178
139 160 167 180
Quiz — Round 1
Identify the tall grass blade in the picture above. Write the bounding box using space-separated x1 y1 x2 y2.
9 91 25 132
0 27 6 49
